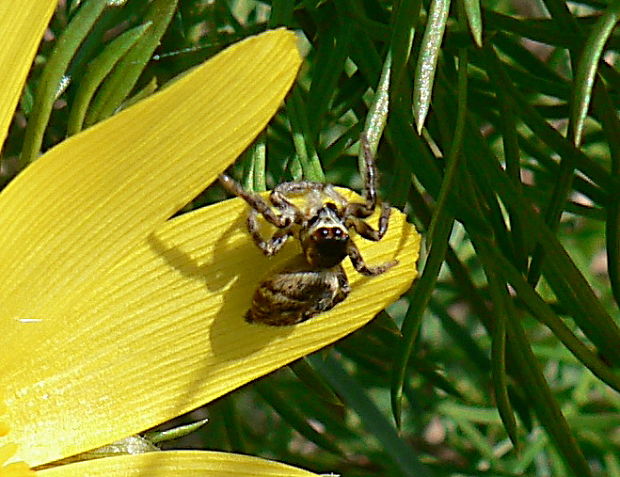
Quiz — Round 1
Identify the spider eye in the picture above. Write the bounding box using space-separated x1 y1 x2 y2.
319 228 330 238
333 228 342 237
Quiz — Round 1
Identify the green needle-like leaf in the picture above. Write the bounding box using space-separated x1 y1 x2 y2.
20 0 108 167
390 0 421 89
85 0 178 125
413 0 451 132
255 380 343 456
462 0 483 47
464 123 620 365
289 357 343 408
145 418 209 444
286 88 325 182
481 243 620 393
571 3 620 147
67 22 152 135
506 315 593 477
310 354 434 477
391 212 453 427
360 48 391 176
307 23 352 139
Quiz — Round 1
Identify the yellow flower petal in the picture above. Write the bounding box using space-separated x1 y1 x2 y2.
6 189 419 464
37 450 319 476
1 30 301 466
1 397 34 477
0 461 35 477
0 1 56 145
0 29 301 322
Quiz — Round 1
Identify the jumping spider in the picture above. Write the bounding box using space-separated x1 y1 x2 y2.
219 136 397 326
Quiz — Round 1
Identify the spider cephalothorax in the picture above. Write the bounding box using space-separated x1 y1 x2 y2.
300 202 349 268
219 136 397 326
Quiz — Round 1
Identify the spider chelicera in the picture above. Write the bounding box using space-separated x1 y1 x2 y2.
219 136 397 326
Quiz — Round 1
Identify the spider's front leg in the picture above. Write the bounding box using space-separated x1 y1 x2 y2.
359 134 380 214
346 239 397 276
342 135 387 222
247 209 293 256
219 174 290 228
345 202 391 241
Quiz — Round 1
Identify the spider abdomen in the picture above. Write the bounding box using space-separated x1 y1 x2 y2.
246 258 350 326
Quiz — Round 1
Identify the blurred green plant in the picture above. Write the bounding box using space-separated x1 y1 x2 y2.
4 0 619 475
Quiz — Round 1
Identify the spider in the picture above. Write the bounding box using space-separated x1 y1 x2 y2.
219 136 397 326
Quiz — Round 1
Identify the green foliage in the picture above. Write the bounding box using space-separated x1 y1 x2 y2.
4 0 619 475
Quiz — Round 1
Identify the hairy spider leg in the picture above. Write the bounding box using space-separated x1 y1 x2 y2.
345 239 397 276
341 133 383 222
362 133 379 209
219 174 291 228
345 202 391 241
247 209 293 256
336 134 391 241
219 173 297 255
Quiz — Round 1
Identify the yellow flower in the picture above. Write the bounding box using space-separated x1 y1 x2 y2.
0 2 420 475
